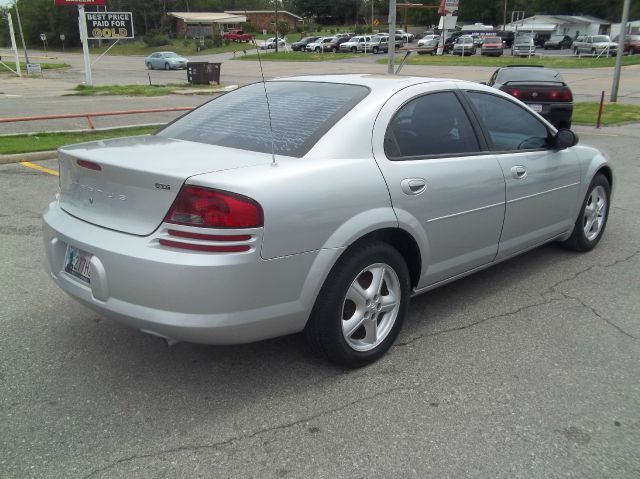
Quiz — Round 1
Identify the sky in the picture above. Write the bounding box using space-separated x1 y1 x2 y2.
0 0 14 7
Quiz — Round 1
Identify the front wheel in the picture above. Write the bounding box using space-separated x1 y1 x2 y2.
146 62 152 70
562 173 610 251
351 46 357 53
164 62 170 70
305 242 410 368
372 46 379 54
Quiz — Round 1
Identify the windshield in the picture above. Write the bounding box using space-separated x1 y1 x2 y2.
592 36 609 42
164 52 180 58
458 37 473 44
158 82 370 158
550 36 564 41
483 37 501 43
499 68 564 83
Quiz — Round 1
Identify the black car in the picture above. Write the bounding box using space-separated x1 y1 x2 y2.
487 66 573 129
291 36 321 52
543 35 573 50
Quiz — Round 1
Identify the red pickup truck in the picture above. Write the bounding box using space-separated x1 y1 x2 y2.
223 30 254 42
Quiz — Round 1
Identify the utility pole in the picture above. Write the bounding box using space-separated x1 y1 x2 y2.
7 12 21 76
274 0 279 54
14 0 30 65
611 0 631 102
388 0 396 74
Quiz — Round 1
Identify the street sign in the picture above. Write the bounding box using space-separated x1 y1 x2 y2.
26 63 42 74
55 0 106 5
85 12 134 39
373 18 380 26
40 33 47 41
438 0 459 15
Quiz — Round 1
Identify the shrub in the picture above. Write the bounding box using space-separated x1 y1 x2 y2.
278 21 290 38
143 31 169 47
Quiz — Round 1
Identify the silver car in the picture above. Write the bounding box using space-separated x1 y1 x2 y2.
43 75 613 368
144 51 188 70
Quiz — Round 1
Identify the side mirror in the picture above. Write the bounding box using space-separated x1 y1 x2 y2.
555 129 578 149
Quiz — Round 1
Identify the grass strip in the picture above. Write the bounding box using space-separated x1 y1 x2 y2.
573 102 640 126
377 54 640 69
67 84 227 96
0 126 158 155
237 51 362 61
0 62 70 74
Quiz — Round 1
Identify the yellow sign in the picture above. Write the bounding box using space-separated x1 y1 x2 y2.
373 18 380 26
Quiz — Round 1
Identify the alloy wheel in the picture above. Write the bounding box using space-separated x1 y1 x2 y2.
341 263 401 352
583 185 607 241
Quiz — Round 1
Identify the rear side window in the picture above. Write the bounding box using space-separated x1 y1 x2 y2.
158 82 369 157
384 91 480 159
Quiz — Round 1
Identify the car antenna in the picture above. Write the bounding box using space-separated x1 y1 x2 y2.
247 11 278 167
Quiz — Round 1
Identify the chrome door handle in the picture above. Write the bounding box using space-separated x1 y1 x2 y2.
401 178 427 195
511 166 527 179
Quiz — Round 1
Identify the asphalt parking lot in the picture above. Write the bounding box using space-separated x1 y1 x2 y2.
1 124 639 478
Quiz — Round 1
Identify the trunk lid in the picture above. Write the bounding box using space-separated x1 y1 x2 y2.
58 135 272 236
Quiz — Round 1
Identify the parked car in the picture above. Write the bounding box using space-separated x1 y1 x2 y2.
512 34 536 56
452 35 476 55
222 29 254 42
260 37 286 50
613 33 640 54
395 29 414 43
144 52 188 70
362 35 395 54
306 36 335 52
339 35 371 53
543 35 573 49
290 36 320 52
480 36 503 56
417 34 439 54
571 35 588 53
574 35 618 56
443 31 464 52
487 66 573 129
43 75 611 368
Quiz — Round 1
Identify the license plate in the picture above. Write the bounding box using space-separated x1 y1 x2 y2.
529 103 543 113
64 246 92 283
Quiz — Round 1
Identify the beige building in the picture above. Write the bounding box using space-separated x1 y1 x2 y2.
170 10 303 38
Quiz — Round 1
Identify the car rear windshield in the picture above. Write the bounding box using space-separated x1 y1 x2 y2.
157 81 370 158
499 68 564 83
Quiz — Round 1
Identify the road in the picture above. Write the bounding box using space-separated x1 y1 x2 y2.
1 124 639 478
2 48 640 134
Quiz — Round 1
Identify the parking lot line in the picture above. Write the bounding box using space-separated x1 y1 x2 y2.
19 161 59 176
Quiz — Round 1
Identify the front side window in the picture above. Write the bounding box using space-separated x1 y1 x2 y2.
384 92 480 159
467 92 551 151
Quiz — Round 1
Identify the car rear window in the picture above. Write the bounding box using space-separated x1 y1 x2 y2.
157 82 369 158
498 68 564 83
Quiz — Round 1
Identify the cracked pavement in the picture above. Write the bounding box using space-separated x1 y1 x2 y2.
1 124 639 478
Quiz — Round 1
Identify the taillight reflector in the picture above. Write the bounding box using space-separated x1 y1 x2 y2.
159 239 250 253
77 160 102 171
164 186 263 229
167 230 251 242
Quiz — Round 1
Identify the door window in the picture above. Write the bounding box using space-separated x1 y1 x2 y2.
384 91 480 159
467 91 551 151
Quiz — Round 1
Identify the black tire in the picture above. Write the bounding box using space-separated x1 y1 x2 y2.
164 62 170 70
373 46 379 54
351 46 357 53
146 62 152 70
304 242 411 368
561 173 611 252
315 46 320 52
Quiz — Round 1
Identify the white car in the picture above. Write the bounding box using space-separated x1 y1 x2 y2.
306 37 334 52
260 37 286 49
340 36 371 53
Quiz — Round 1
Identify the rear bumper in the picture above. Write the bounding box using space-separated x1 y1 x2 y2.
42 201 324 345
527 102 573 127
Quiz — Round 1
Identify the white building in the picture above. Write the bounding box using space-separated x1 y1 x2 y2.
503 14 610 38
611 20 640 38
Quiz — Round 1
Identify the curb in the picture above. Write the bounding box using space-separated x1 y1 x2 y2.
0 150 57 165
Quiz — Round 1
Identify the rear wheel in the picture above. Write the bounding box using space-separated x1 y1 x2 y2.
562 174 610 252
164 62 170 70
373 46 379 54
305 242 410 368
146 62 152 70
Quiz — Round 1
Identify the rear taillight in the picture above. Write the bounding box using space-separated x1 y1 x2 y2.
164 186 263 229
503 87 521 98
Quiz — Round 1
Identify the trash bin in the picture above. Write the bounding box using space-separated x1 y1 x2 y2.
187 62 221 85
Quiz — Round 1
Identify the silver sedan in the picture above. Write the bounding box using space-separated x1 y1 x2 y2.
43 75 613 367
